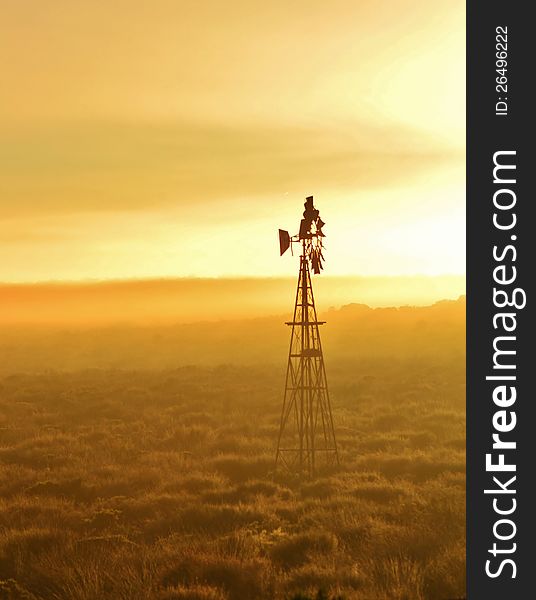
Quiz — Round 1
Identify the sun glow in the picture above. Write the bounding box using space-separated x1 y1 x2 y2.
1 0 465 294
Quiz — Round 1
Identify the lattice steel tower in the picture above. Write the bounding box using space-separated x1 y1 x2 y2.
275 196 339 477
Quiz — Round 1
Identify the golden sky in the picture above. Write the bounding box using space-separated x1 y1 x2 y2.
0 0 465 283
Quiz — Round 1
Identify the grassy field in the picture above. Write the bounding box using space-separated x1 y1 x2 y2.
0 302 465 599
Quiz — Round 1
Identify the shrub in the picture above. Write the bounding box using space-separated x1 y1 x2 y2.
0 528 67 579
423 544 466 600
0 579 37 600
160 556 270 600
209 455 272 483
270 531 338 569
157 584 227 600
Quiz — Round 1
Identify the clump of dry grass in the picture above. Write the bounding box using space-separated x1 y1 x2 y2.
0 578 38 599
270 531 338 568
156 585 227 600
362 556 426 600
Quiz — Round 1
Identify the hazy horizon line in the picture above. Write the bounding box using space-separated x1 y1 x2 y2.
1 294 466 331
0 273 466 287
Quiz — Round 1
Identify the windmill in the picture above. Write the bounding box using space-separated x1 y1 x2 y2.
275 196 339 477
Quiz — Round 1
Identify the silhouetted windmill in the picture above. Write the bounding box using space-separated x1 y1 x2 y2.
275 196 339 477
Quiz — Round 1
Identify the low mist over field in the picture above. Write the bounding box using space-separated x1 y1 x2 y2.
0 296 464 373
1 275 464 327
